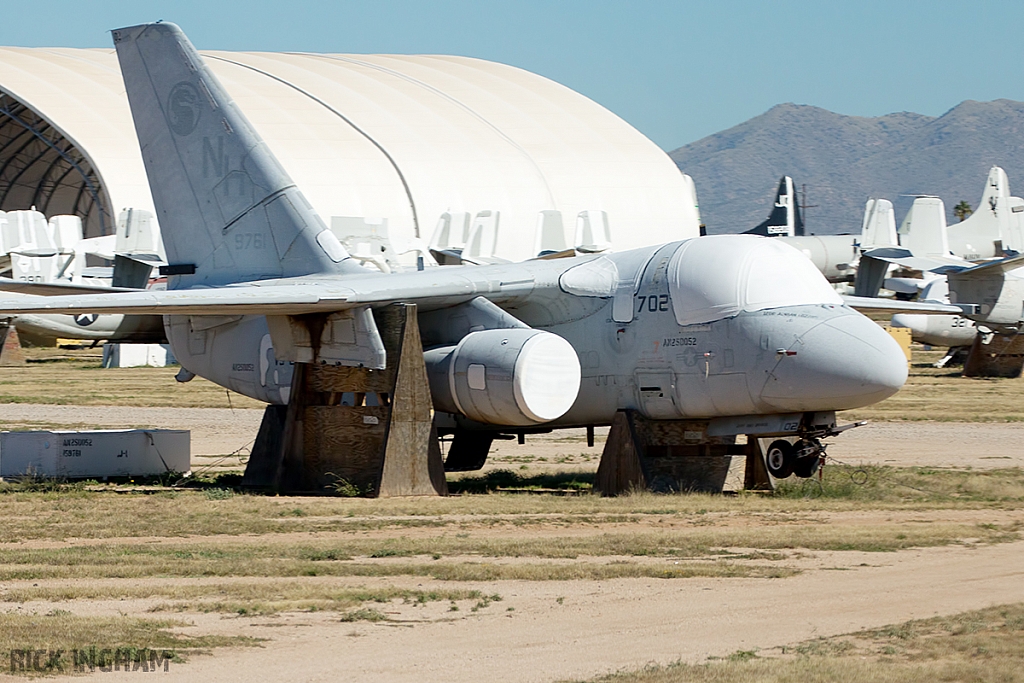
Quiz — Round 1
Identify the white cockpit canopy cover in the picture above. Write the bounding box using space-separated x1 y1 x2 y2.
668 236 843 325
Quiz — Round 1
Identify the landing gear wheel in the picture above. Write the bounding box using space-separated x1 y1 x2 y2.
791 439 823 478
793 455 822 479
765 439 795 479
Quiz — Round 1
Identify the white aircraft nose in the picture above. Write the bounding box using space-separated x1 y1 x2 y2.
759 311 907 411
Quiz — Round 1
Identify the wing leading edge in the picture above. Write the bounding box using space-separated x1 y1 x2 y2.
0 285 347 317
842 295 963 315
0 262 547 317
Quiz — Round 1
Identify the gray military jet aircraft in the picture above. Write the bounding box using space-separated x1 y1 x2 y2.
0 23 909 479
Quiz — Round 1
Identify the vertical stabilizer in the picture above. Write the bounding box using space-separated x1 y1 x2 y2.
948 166 1012 259
979 166 1009 214
861 198 898 247
112 23 358 287
744 176 803 237
899 197 950 257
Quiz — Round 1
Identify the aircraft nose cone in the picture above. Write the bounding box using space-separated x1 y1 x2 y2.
759 312 907 411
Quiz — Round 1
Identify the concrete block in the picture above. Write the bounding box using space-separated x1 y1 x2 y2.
102 343 176 368
0 430 190 479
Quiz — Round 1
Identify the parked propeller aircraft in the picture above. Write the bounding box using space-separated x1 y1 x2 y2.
0 208 166 343
857 188 1024 371
744 177 804 238
871 248 1024 344
858 168 1024 358
947 167 1024 261
0 23 912 479
742 177 898 283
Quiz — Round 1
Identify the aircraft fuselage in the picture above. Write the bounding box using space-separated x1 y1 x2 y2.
165 238 907 430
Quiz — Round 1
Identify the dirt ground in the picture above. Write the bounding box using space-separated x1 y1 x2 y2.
81 543 1024 682
2 402 1024 681
9 526 1024 683
1 403 1022 469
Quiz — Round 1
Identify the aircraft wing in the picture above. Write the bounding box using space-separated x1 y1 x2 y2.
0 284 354 316
842 295 963 315
0 265 543 317
0 279 137 297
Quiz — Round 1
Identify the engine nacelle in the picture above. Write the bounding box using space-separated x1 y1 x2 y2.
424 329 581 426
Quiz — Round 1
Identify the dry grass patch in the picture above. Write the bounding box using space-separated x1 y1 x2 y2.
0 348 261 408
0 546 793 582
399 561 794 581
1 465 1024 544
575 603 1024 683
0 611 257 676
0 518 1014 583
0 581 485 616
774 463 1024 503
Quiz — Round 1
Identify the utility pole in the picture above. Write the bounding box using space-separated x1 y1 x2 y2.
799 184 819 233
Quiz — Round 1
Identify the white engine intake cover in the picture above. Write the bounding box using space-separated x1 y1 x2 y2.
425 329 581 425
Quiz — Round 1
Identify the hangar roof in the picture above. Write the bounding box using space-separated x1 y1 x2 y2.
0 47 699 262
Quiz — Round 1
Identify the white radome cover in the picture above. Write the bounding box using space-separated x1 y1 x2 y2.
0 47 700 262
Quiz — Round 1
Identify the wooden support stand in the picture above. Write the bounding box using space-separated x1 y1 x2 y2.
0 322 25 366
243 304 447 497
743 437 775 492
963 333 1024 378
595 410 772 495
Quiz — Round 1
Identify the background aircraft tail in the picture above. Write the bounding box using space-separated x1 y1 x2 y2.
861 198 898 247
899 197 950 257
744 176 803 237
112 23 360 287
947 166 1013 258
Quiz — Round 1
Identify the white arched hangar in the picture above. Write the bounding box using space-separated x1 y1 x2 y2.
0 46 700 266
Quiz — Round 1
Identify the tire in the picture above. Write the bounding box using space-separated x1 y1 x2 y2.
793 455 821 479
765 439 795 479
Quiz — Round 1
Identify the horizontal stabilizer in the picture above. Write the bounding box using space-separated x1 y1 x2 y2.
946 252 1024 278
842 295 963 315
860 248 972 274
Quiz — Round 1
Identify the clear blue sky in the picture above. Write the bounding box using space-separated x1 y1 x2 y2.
3 0 1023 151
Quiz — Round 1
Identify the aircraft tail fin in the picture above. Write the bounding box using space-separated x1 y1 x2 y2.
861 198 898 247
112 23 360 287
948 166 1012 259
744 176 803 237
899 197 950 257
980 166 1010 212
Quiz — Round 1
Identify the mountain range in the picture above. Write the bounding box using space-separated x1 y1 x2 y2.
668 99 1024 235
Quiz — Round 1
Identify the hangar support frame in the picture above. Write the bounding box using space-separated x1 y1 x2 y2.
0 91 112 235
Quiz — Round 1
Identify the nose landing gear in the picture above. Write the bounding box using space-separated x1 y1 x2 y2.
765 437 825 479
